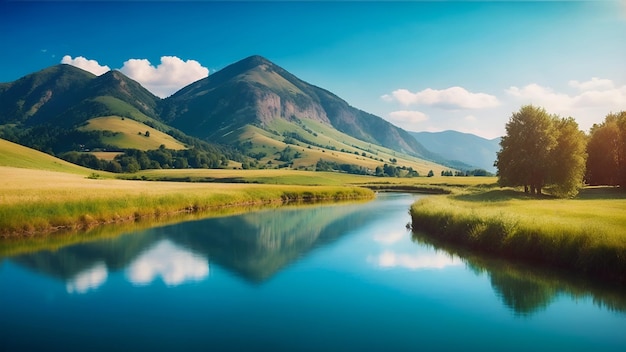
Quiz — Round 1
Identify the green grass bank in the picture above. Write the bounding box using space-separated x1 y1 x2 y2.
0 166 374 238
410 187 626 286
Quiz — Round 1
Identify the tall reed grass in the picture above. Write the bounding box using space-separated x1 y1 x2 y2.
410 189 626 285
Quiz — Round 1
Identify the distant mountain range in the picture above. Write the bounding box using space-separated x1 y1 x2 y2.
410 130 501 173
0 55 498 173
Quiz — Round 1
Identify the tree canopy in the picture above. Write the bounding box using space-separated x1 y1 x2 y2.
495 105 587 197
586 111 626 187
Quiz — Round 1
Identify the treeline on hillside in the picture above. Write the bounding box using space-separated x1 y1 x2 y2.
61 146 230 173
495 105 626 198
0 124 113 155
0 122 247 173
315 159 420 177
441 169 492 177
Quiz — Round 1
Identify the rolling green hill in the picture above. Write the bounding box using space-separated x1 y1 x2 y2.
0 55 449 175
0 138 104 175
80 116 186 150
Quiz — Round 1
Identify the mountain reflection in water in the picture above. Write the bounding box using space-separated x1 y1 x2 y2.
3 193 626 317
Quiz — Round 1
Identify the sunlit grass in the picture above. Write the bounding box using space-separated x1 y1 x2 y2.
410 187 626 284
80 116 186 150
135 168 497 187
0 166 373 237
0 138 105 176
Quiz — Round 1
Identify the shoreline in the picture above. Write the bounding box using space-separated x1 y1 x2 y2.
409 192 626 287
1 185 374 239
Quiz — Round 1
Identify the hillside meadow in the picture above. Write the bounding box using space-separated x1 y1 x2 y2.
410 186 626 285
80 115 186 150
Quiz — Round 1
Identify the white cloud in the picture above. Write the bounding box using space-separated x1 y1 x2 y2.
119 56 209 98
465 115 477 122
374 250 463 270
66 262 108 294
126 239 209 286
569 77 614 91
61 55 110 76
506 80 626 110
382 86 500 110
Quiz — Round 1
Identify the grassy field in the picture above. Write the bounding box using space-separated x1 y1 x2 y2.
0 166 373 237
410 186 626 285
238 121 448 175
80 116 187 150
134 167 497 187
0 138 108 176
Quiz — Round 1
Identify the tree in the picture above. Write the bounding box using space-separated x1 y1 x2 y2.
586 111 626 186
496 105 587 197
547 117 587 197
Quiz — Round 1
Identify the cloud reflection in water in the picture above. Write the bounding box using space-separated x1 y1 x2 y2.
126 240 209 286
375 250 462 270
66 262 108 294
371 229 462 270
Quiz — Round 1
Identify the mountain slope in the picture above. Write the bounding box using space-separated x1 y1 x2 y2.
0 64 95 125
0 138 102 175
410 130 501 172
160 55 433 158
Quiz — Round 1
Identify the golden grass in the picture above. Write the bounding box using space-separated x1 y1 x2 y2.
136 168 497 187
239 122 449 175
0 138 106 176
80 116 187 150
410 187 626 284
0 166 373 237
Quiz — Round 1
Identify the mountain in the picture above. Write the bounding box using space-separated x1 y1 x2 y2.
0 56 449 175
410 130 501 172
160 55 433 158
0 64 160 128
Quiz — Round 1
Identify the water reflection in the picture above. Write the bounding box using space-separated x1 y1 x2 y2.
66 262 108 294
370 227 462 270
375 250 463 270
126 239 209 286
3 200 376 289
2 194 625 319
412 231 626 316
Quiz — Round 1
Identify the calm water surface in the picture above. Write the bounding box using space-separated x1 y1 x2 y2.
1 193 625 351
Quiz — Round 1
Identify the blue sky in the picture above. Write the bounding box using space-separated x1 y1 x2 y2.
1 1 625 139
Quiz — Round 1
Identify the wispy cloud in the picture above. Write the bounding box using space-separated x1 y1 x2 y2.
386 110 429 130
382 86 500 110
119 56 209 98
61 55 110 76
569 77 614 91
506 79 626 111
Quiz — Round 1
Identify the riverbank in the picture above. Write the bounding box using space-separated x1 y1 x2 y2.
0 166 374 238
410 187 626 286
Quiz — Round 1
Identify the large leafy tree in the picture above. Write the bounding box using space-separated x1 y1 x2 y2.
548 117 587 197
496 105 556 195
496 105 587 197
586 111 626 186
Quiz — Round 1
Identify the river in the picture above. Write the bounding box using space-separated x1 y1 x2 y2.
1 193 624 351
